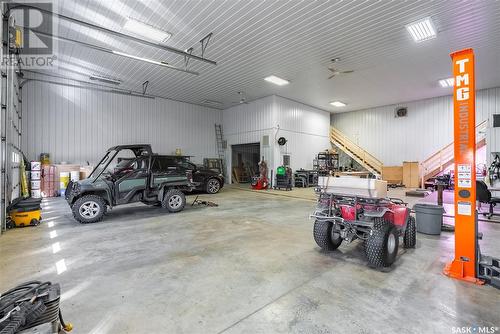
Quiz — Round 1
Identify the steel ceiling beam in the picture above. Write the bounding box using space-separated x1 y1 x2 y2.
8 4 217 66
31 30 199 75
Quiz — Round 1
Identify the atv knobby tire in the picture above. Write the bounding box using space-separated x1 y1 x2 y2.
313 220 342 251
403 215 416 248
365 218 399 267
72 194 107 224
162 189 186 213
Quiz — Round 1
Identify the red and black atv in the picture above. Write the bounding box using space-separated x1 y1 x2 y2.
310 192 416 267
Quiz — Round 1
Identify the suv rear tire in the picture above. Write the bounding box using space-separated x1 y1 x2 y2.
72 195 107 224
205 178 221 194
162 189 186 213
365 218 399 267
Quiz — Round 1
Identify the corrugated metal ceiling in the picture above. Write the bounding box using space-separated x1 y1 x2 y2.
19 0 500 112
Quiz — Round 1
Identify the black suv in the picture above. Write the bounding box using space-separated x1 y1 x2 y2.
153 155 224 194
65 145 195 223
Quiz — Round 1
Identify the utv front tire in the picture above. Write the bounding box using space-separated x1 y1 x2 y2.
162 189 186 213
72 195 107 224
403 216 416 248
365 218 399 267
313 220 342 251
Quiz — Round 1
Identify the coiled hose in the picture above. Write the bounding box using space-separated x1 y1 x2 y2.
0 281 72 333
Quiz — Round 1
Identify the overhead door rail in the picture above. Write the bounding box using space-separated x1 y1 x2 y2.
20 69 157 99
32 30 200 76
6 4 217 74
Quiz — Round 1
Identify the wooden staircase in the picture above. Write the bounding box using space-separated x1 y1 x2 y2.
330 127 383 176
420 120 488 185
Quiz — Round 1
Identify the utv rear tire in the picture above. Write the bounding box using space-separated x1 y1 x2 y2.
313 220 342 251
403 216 416 248
365 218 399 267
162 189 186 213
72 195 107 224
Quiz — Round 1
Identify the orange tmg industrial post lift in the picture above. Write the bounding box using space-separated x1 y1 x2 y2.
443 48 483 284
443 48 500 288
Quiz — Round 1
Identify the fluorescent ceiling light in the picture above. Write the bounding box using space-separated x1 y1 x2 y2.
406 17 436 43
113 50 166 66
89 74 122 85
438 77 454 88
123 17 171 43
330 101 346 107
264 75 290 86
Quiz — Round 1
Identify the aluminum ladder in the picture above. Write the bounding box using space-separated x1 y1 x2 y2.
215 124 226 177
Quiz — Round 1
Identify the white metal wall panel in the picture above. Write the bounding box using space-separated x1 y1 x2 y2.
274 96 330 136
222 96 276 181
223 96 277 136
222 95 330 182
22 81 222 165
273 96 330 171
331 87 500 166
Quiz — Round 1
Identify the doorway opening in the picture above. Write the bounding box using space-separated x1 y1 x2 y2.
231 143 260 183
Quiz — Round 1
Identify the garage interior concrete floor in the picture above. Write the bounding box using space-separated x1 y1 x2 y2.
1 185 499 333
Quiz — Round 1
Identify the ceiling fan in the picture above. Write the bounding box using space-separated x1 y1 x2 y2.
232 91 249 104
327 58 354 79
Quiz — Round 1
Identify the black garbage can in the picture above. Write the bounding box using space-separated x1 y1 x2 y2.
413 203 445 235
